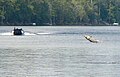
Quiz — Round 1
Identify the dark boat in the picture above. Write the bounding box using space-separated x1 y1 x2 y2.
12 28 24 35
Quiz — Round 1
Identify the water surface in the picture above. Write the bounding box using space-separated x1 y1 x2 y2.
0 26 120 77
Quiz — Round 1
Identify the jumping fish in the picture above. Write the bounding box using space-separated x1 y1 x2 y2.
84 35 99 43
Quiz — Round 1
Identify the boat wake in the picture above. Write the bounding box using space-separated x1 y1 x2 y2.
36 32 80 35
0 32 13 36
37 32 52 35
24 32 36 35
0 31 81 36
0 31 54 36
0 32 36 36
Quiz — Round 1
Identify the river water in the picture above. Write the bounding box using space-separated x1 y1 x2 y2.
0 26 120 77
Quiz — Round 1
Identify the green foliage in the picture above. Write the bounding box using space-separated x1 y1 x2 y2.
0 0 120 25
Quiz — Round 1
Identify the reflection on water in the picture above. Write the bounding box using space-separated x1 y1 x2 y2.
0 26 120 77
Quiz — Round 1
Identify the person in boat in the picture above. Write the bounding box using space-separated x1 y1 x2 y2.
84 35 99 43
13 27 24 35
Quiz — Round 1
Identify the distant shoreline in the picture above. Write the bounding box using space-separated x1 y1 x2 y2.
0 25 119 27
0 22 118 26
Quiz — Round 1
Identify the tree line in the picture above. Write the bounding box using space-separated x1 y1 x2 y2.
0 0 120 26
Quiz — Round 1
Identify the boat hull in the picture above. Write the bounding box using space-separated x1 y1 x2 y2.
12 28 24 35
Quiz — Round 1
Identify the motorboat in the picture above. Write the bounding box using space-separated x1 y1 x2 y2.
12 27 24 35
84 35 99 43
